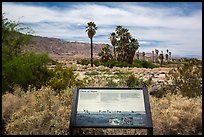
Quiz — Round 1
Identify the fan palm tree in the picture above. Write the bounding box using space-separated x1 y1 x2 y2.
115 26 131 62
159 51 164 65
85 21 97 67
155 49 159 63
109 32 117 60
152 50 154 63
127 38 139 64
165 54 169 63
136 50 139 60
142 52 145 61
166 49 169 62
169 51 171 62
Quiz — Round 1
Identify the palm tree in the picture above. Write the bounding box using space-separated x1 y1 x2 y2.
152 50 154 63
159 51 164 65
136 50 139 60
166 49 169 62
98 44 113 62
165 54 169 63
155 49 159 63
85 21 97 67
127 38 139 64
142 52 145 61
169 51 171 62
115 26 131 62
109 32 117 60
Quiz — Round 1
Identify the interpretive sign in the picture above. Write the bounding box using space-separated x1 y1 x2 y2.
69 87 153 135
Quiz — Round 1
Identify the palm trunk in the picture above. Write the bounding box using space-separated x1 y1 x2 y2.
152 52 154 63
91 38 93 67
114 46 116 60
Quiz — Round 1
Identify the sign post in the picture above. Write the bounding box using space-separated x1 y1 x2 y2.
69 86 153 135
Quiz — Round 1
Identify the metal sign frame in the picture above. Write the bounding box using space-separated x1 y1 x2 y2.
69 86 153 135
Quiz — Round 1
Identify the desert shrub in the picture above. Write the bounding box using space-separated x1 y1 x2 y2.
102 59 131 68
47 58 59 65
150 93 202 135
84 71 99 75
166 59 202 98
2 14 33 60
47 65 84 91
100 59 158 68
126 75 145 87
132 59 158 68
106 79 119 87
2 15 54 94
142 60 158 68
2 53 51 93
77 59 90 65
3 86 73 135
93 59 100 67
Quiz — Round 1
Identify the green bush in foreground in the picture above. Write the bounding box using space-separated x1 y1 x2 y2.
2 53 50 93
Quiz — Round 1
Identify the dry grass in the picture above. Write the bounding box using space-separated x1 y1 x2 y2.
2 86 73 135
150 93 202 135
2 85 202 135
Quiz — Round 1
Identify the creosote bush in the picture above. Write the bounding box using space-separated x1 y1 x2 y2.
47 64 84 91
166 59 202 98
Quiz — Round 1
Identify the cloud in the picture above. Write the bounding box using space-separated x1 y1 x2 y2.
2 2 202 57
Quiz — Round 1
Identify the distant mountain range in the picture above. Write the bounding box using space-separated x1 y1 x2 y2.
172 54 202 59
24 35 201 61
25 35 109 60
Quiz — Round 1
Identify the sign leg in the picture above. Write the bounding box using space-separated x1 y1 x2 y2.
147 128 153 135
69 127 74 135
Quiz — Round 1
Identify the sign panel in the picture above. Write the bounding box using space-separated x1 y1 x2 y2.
76 89 146 127
69 87 153 135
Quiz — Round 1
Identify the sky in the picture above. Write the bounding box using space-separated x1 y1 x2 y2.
2 2 202 58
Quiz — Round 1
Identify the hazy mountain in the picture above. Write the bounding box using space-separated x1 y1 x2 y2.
24 35 201 61
25 35 111 60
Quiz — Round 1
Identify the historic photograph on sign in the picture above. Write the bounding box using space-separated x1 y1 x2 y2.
76 89 147 127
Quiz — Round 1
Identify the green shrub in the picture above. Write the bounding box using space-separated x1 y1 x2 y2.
101 59 131 68
141 60 158 68
126 75 144 87
132 59 158 68
2 53 51 93
93 59 100 67
106 79 119 87
167 59 202 98
84 71 99 76
77 59 90 65
47 65 84 91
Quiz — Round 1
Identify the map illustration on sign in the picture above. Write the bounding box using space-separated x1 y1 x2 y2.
76 89 147 127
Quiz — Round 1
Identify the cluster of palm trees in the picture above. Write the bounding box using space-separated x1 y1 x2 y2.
109 25 140 64
85 21 172 67
86 21 140 67
153 49 172 65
